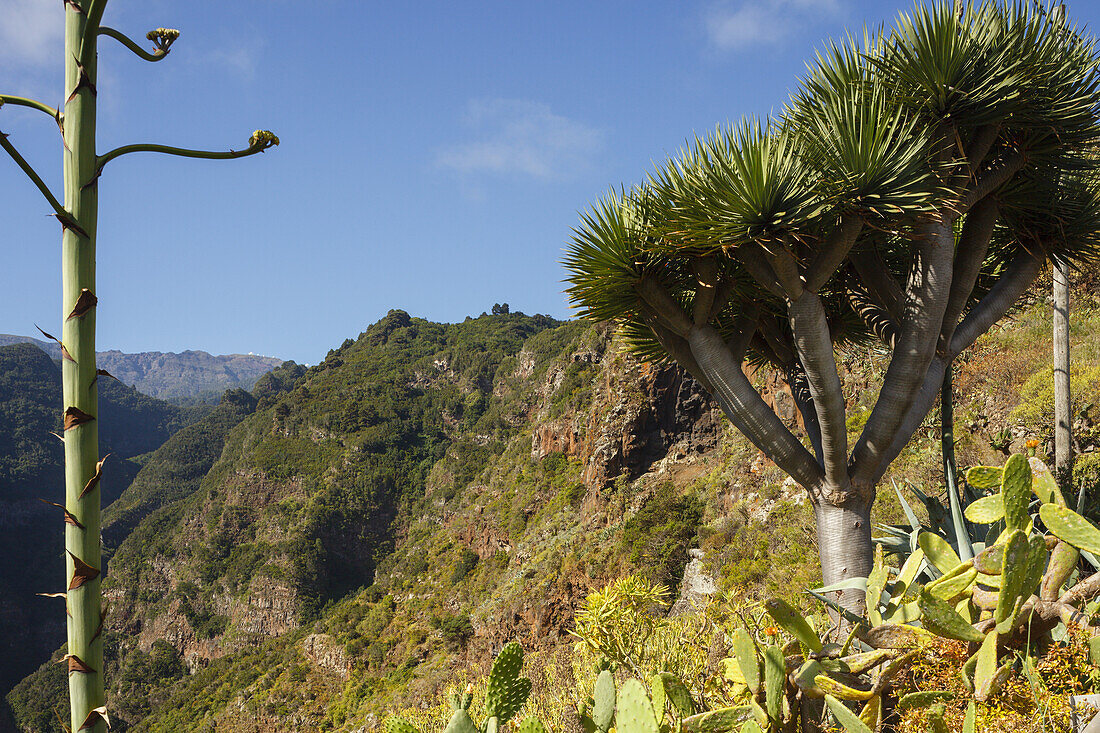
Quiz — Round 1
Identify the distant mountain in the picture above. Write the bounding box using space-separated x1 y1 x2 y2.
0 335 283 403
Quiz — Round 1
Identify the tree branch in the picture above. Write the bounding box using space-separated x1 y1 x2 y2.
959 149 1026 213
786 358 825 467
639 309 715 394
98 27 170 62
0 130 67 217
871 356 945 484
635 277 694 337
1059 570 1100 607
688 324 826 493
965 124 1000 175
765 246 805 299
690 257 719 326
940 196 999 347
851 218 955 488
788 291 849 489
0 95 59 120
849 246 906 323
804 214 864 292
950 251 1044 355
96 133 279 177
736 243 788 299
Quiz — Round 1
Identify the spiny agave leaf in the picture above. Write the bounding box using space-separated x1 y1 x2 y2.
680 706 752 733
617 679 659 733
1002 454 1033 533
732 628 760 694
66 288 97 320
823 695 873 733
864 623 933 649
965 466 1003 490
918 590 985 643
1028 457 1060 505
918 532 962 574
973 631 999 701
66 550 99 590
79 454 110 499
593 669 615 733
896 691 954 710
65 654 96 674
652 672 693 717
78 705 110 731
1039 504 1100 554
64 407 94 431
893 481 922 531
964 494 1005 524
38 499 84 529
763 645 785 722
35 324 75 362
514 719 548 733
764 598 823 653
814 674 874 701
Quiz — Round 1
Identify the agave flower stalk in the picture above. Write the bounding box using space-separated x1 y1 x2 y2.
1 3 276 729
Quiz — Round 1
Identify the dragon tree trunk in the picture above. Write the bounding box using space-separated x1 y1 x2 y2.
62 5 104 731
815 498 873 614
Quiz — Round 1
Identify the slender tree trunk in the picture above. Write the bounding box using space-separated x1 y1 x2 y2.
62 7 104 732
1054 260 1073 495
814 498 873 615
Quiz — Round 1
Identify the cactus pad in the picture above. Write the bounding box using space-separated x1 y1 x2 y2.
732 628 760 694
763 645 785 722
384 717 421 733
966 465 1003 490
653 672 693 717
592 669 615 733
515 718 549 733
918 532 962 574
444 709 479 733
764 598 823 653
823 695 874 733
1001 453 1033 533
964 494 1005 524
616 679 658 733
485 643 530 725
680 706 753 733
1040 504 1100 554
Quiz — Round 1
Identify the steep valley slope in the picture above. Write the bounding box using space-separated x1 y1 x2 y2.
9 294 1100 732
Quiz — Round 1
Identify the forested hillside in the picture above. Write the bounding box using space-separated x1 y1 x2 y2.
0 343 208 712
6 293 1099 732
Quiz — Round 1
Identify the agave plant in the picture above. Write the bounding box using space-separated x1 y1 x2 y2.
1 4 276 729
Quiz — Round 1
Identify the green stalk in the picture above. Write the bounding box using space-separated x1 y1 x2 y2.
63 3 104 731
941 364 973 561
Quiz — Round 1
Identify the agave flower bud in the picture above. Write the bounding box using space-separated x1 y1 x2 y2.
249 130 280 150
146 28 180 53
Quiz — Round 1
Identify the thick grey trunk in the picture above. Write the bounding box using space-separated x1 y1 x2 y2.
1054 260 1073 489
815 498 873 616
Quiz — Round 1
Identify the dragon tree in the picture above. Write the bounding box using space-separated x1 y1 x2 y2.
0 3 277 730
565 0 1100 612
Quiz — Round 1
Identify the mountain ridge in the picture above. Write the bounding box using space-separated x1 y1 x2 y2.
0 334 283 403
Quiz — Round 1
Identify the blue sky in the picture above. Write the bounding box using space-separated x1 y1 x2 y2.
3 0 1100 365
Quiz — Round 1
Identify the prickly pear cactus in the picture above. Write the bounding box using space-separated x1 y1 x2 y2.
592 669 615 733
485 642 532 727
616 679 659 733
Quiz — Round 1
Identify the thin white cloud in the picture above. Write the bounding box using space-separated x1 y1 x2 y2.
706 0 845 50
437 99 604 181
